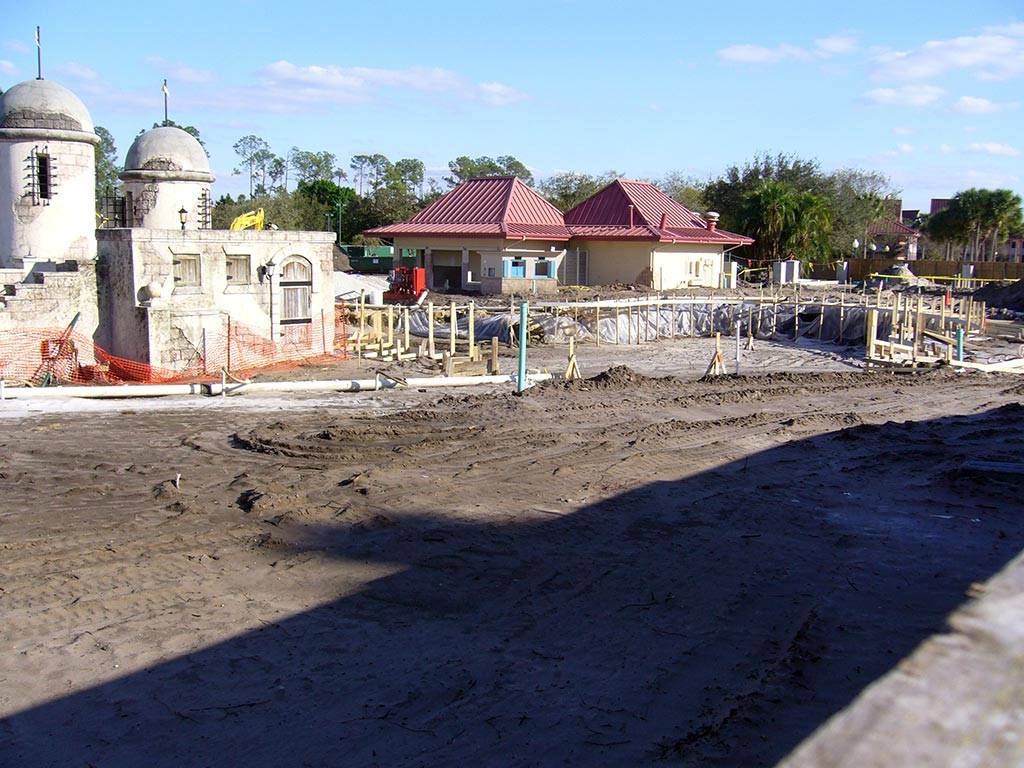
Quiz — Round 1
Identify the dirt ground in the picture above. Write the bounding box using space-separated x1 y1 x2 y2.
1 346 1023 766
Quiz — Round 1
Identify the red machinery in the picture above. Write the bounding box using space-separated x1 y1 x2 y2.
384 266 427 303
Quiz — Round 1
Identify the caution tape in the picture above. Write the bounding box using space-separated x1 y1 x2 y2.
867 272 1011 284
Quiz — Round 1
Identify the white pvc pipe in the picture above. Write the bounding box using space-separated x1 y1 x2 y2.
3 383 205 400
1 374 554 400
208 372 552 396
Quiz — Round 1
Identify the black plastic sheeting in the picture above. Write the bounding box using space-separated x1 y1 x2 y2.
399 302 902 346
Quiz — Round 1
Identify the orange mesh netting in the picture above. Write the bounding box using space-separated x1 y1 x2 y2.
0 312 348 386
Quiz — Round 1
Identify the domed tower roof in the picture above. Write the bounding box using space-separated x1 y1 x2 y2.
121 125 214 183
0 79 97 141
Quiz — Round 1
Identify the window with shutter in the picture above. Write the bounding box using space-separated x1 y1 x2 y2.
280 257 312 324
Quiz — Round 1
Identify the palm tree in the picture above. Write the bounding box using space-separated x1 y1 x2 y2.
740 180 797 263
981 189 1023 261
790 191 833 263
856 192 887 257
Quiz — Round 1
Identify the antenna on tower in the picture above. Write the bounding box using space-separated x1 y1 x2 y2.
35 26 42 80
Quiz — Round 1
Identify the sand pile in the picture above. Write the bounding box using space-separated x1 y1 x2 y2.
973 279 1024 311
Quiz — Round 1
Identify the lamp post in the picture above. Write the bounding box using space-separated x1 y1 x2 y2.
178 206 187 231
264 261 276 341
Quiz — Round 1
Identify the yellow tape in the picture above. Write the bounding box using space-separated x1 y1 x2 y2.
867 272 1010 284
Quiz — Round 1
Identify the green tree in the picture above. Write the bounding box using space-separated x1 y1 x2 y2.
704 153 826 233
94 126 120 197
539 171 621 211
291 149 343 185
444 155 533 187
789 191 833 262
232 134 272 198
739 180 797 262
656 171 706 211
393 158 426 196
980 189 1023 260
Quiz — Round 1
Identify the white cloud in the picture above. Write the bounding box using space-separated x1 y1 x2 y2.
953 95 1019 114
892 126 914 135
718 34 857 64
251 60 527 109
966 142 1020 157
872 24 1024 81
717 43 809 64
814 35 857 56
3 40 29 54
939 143 953 154
144 56 215 84
863 84 944 107
0 59 16 76
54 61 159 112
56 61 100 81
897 143 914 154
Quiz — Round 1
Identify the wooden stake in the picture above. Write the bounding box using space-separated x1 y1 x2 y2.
357 292 365 360
427 301 435 358
565 336 581 380
595 303 601 346
387 305 395 348
468 301 476 360
449 300 457 356
705 332 726 377
489 336 499 375
866 308 878 363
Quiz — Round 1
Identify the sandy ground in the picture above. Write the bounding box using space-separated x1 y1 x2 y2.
1 341 1023 766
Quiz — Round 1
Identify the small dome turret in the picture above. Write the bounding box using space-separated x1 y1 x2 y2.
0 79 96 136
121 126 213 183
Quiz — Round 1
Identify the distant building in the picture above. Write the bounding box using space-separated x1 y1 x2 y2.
367 177 752 293
867 199 919 259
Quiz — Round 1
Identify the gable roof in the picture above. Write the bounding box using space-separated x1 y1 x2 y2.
365 176 571 241
564 179 753 245
870 218 919 238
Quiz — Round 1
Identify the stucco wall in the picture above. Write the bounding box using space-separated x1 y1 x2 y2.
98 229 335 369
578 241 654 287
123 179 211 230
651 243 724 289
0 138 96 271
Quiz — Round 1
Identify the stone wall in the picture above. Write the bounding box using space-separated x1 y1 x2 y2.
98 228 336 369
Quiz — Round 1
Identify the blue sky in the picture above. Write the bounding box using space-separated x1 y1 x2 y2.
3 0 1022 209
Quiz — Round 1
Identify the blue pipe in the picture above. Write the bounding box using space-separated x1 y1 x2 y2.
517 301 528 393
956 327 964 363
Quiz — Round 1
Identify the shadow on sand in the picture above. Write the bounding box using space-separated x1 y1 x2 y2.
2 404 1023 767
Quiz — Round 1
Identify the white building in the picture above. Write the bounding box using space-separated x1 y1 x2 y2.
0 76 337 379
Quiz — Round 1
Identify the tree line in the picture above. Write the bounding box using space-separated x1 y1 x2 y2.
90 126 1023 264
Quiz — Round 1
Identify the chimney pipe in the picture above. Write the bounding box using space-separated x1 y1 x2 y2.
659 212 668 230
705 211 720 232
628 204 634 228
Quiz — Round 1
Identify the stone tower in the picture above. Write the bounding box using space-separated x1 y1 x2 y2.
0 78 98 272
120 126 214 230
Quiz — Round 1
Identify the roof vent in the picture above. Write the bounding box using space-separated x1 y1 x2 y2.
659 212 668 229
705 211 720 231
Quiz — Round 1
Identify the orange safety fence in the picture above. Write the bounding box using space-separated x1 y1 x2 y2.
0 311 349 386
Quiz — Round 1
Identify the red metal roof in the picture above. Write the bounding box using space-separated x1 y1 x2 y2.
366 176 752 247
365 176 570 240
564 179 752 245
869 219 919 237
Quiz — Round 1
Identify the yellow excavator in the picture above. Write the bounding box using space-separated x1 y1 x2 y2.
230 208 266 231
